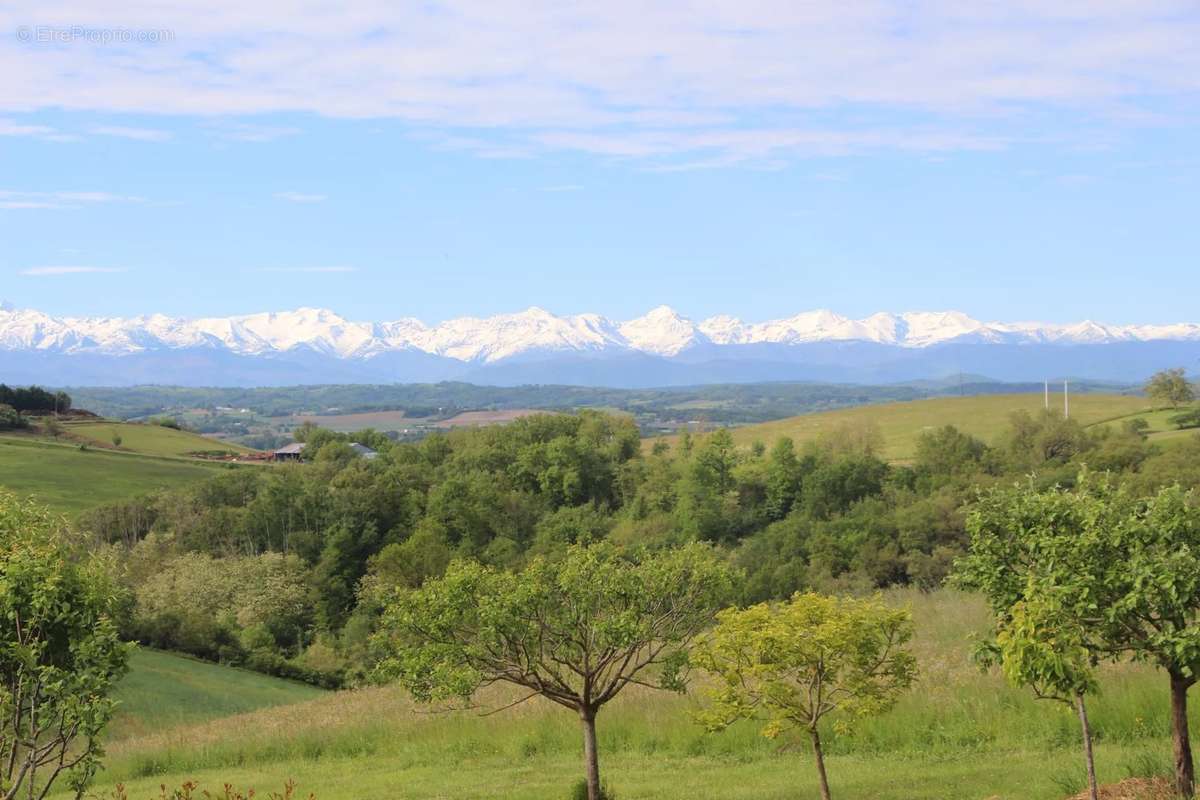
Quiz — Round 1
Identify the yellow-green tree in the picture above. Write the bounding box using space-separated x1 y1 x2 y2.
693 593 917 800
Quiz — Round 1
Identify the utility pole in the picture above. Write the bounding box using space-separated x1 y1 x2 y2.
1064 380 1070 419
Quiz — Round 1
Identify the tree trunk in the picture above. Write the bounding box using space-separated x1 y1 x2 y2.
1075 694 1099 800
580 708 602 800
1171 671 1196 798
810 727 832 800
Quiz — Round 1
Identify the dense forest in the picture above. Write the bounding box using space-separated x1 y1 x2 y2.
75 405 1194 688
0 384 71 413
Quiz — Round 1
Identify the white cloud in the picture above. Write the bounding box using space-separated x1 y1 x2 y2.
0 190 144 209
0 1 1196 161
274 191 327 203
91 125 172 142
207 123 302 143
20 266 125 276
261 266 357 273
0 118 56 137
538 184 583 192
0 201 66 209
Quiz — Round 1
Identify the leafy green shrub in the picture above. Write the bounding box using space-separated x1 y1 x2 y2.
1169 407 1200 430
0 491 130 799
0 402 25 430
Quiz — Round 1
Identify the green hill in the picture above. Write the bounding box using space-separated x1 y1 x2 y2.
63 420 254 458
690 392 1152 461
69 590 1182 800
0 437 239 514
110 649 325 740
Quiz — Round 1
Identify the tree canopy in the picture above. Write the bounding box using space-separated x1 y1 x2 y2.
0 491 130 799
693 593 916 800
957 475 1200 797
1146 368 1195 409
373 541 734 800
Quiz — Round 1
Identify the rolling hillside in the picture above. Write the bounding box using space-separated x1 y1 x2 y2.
111 649 325 740
0 437 243 514
63 419 253 457
672 392 1154 461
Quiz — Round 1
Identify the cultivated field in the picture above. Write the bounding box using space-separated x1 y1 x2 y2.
294 410 419 432
660 392 1153 461
0 438 237 514
434 409 549 427
68 590 1184 800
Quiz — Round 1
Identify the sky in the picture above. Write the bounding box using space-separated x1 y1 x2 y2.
0 1 1198 326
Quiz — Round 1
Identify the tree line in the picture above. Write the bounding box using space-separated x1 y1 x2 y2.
75 402 1197 689
0 384 71 414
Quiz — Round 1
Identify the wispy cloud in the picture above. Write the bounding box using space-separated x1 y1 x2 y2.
0 201 66 210
274 191 327 203
0 190 145 210
0 119 77 143
208 123 302 143
539 184 583 192
0 3 1197 163
0 119 56 137
91 125 172 142
261 266 357 273
20 266 126 276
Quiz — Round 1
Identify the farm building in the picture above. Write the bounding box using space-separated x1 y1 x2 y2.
348 442 378 459
272 442 307 461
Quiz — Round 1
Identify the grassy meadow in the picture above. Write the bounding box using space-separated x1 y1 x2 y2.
64 420 254 457
0 437 237 514
111 649 325 740
72 590 1184 800
664 392 1154 461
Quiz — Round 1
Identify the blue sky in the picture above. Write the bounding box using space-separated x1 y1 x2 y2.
1 2 1198 325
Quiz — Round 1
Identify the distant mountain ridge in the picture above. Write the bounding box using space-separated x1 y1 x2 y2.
1 303 1197 387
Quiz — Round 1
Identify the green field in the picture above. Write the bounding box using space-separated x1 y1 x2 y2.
111 649 325 740
681 392 1152 461
0 437 236 513
1095 406 1200 446
70 591 1186 800
64 420 254 457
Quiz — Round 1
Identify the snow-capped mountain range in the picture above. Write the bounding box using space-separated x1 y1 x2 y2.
1 302 1198 387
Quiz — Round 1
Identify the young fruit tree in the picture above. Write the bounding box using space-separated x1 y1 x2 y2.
956 485 1107 800
372 542 735 800
0 491 130 800
958 475 1200 798
692 593 917 800
995 593 1101 799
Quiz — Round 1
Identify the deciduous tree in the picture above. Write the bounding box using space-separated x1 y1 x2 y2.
373 542 734 800
693 593 916 800
958 476 1200 797
0 491 130 800
1146 367 1195 409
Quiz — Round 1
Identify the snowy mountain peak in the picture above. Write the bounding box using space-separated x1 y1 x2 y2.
619 306 703 356
2 304 1200 370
